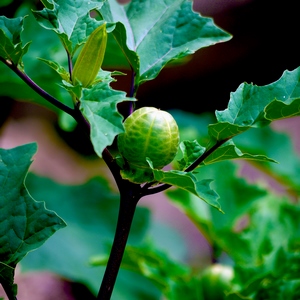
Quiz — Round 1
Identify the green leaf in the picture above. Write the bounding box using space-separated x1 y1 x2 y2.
0 143 66 296
166 161 267 244
80 82 135 157
0 6 75 130
202 140 277 165
217 67 300 129
234 124 300 193
264 98 300 120
177 140 206 170
37 57 70 82
177 138 276 170
208 122 249 142
100 0 231 85
32 0 106 55
105 21 139 71
206 67 300 146
0 16 30 66
147 159 222 212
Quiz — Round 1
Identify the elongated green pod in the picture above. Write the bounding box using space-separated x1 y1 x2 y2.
72 23 107 87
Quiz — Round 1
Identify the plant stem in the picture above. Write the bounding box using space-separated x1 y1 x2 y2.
0 281 17 300
0 58 74 116
142 138 230 195
97 186 141 299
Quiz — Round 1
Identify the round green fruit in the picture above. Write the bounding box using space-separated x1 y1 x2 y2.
200 264 235 300
118 107 179 170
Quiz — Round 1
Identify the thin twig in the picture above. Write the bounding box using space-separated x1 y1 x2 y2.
1 57 123 191
142 138 230 196
0 58 75 116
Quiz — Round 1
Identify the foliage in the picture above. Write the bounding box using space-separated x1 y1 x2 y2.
0 0 300 299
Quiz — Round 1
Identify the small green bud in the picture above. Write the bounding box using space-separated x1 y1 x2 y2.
72 23 107 87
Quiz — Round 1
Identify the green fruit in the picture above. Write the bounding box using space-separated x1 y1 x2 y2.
200 264 235 300
117 107 179 182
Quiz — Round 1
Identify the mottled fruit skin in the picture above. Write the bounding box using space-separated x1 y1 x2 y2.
118 107 179 169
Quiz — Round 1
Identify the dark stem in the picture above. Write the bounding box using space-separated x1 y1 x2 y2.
142 138 230 196
67 51 73 80
184 138 230 172
97 186 141 300
129 68 136 98
0 58 75 116
0 281 17 300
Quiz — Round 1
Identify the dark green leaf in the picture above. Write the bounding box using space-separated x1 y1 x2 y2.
177 140 206 170
100 0 231 85
202 140 277 165
0 144 66 295
147 159 222 212
37 57 70 82
204 67 300 155
234 123 300 193
80 82 135 156
32 0 106 55
0 16 30 66
166 161 267 243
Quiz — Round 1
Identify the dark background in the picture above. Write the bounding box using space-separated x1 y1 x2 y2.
136 0 300 113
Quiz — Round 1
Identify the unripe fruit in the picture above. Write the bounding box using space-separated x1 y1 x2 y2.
118 107 179 182
200 264 235 300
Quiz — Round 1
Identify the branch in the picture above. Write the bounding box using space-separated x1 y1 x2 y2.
185 138 230 172
0 58 75 116
1 58 124 190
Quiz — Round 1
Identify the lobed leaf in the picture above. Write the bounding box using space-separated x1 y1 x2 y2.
210 67 300 143
38 57 70 82
80 82 135 157
177 140 206 170
0 16 30 66
0 143 66 296
147 159 222 212
32 0 106 55
100 0 231 85
202 140 277 166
